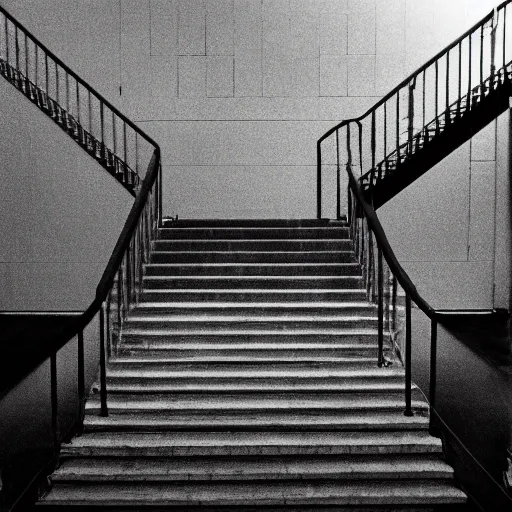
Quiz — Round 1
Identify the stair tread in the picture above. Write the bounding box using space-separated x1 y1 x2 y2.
85 397 428 411
38 480 466 505
134 302 375 309
105 368 405 378
63 430 442 448
83 412 429 429
52 455 453 480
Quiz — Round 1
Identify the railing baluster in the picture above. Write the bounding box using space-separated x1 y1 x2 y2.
391 275 398 332
50 352 60 451
15 25 19 85
404 294 413 416
435 60 439 133
99 304 108 417
4 16 9 65
422 71 426 140
480 24 485 89
503 5 507 70
336 129 341 219
468 32 473 105
100 101 105 160
383 102 387 164
407 82 414 156
457 42 462 117
77 330 85 428
445 51 450 125
316 140 322 219
395 92 400 166
123 122 128 185
377 246 384 367
430 318 438 411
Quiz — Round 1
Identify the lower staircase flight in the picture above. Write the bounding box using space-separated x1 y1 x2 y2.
37 218 467 510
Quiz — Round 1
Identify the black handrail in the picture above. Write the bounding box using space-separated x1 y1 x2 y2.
0 4 162 434
317 1 512 418
0 5 161 195
0 5 157 149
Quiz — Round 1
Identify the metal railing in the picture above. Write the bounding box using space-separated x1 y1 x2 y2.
0 5 163 437
0 5 156 194
317 1 512 417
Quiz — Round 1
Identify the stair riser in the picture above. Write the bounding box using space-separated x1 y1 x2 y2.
157 227 350 240
151 252 355 263
60 444 442 458
142 278 364 289
144 264 361 276
105 362 382 371
153 240 353 251
130 306 377 317
120 333 381 345
122 319 378 331
114 347 387 360
103 376 407 389
82 414 429 432
140 291 368 302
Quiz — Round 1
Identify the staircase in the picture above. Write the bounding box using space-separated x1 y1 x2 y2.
37 219 467 510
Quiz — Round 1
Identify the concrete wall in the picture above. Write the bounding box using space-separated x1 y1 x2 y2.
0 0 509 309
0 75 132 311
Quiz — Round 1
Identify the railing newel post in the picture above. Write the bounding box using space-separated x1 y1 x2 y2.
430 318 438 412
317 140 322 219
377 246 384 367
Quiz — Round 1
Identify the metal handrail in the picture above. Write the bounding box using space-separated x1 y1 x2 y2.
317 1 512 417
0 5 162 431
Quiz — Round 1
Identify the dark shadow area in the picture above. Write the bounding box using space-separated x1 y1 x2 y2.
411 309 512 511
0 313 80 397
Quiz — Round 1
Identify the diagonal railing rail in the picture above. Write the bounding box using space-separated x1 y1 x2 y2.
0 4 163 442
0 6 156 195
317 1 512 418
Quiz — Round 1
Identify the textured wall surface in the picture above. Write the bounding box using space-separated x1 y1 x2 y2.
0 77 132 310
0 0 508 308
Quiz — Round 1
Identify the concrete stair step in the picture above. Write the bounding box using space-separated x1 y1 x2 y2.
83 411 430 431
157 227 350 240
161 218 348 228
105 358 380 372
114 344 388 360
84 395 428 415
144 262 361 276
151 250 356 263
36 480 467 507
153 239 353 252
142 275 364 289
131 302 376 317
140 288 369 302
51 455 453 482
59 431 444 457
120 328 382 344
122 315 377 330
99 379 408 394
104 367 407 386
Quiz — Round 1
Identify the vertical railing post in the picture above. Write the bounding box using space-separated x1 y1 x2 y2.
430 318 438 411
50 352 60 451
77 330 85 429
404 294 413 416
396 92 400 166
99 304 108 417
445 51 450 126
336 129 341 219
435 60 439 133
407 81 415 156
457 42 462 117
317 140 322 219
480 24 485 90
100 101 105 160
377 247 384 367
